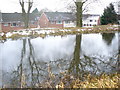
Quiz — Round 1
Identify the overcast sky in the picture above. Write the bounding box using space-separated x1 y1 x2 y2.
0 0 119 14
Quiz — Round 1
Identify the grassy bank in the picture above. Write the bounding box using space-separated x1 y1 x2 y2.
0 25 119 40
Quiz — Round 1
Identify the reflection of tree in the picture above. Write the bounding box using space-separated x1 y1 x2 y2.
69 34 81 77
9 38 64 88
28 39 40 86
102 33 119 72
102 33 115 45
117 32 120 72
15 38 41 88
19 39 26 88
69 34 118 78
4 39 27 88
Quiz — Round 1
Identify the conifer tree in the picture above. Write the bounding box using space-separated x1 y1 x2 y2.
101 3 117 25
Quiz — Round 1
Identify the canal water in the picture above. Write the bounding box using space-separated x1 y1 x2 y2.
0 32 119 88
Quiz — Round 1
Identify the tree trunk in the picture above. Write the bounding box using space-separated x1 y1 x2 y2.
76 2 83 27
19 0 33 28
22 13 29 28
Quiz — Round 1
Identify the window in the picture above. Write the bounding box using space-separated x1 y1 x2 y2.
31 21 35 25
90 20 92 22
21 23 25 27
50 21 55 24
56 21 62 24
65 21 70 24
3 23 9 26
84 24 86 26
95 20 97 22
11 23 18 27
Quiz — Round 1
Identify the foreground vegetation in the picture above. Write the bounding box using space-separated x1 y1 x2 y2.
2 73 119 88
55 73 120 88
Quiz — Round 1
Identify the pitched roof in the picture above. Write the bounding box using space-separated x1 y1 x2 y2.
44 12 76 21
82 14 100 20
1 13 39 22
44 12 100 21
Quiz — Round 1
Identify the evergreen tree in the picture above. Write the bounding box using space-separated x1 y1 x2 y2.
32 8 39 14
101 3 117 25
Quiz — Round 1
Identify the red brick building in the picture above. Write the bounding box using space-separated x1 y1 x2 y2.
39 12 76 28
0 12 39 32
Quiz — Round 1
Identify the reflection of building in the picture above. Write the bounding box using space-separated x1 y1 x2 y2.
39 12 100 28
0 12 39 32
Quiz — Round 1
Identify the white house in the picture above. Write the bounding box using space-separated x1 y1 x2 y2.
82 14 100 27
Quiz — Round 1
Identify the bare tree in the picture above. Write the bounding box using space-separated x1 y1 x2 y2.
70 0 98 27
19 0 33 28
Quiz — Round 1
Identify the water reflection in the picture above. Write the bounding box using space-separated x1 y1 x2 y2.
69 35 81 77
118 32 120 71
102 33 115 45
0 32 119 88
69 33 119 79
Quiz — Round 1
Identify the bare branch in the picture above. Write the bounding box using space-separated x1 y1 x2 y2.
73 0 77 5
19 0 33 28
82 0 89 4
28 2 33 13
82 0 98 12
82 1 92 12
73 0 75 3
